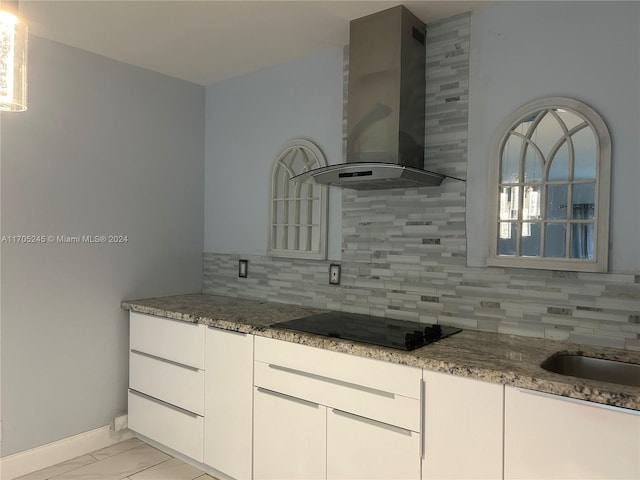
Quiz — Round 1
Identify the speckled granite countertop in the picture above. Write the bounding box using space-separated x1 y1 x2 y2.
122 293 640 411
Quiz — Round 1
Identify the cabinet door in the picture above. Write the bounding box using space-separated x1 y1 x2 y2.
327 408 420 480
253 387 326 480
422 370 503 480
204 328 253 480
505 386 640 479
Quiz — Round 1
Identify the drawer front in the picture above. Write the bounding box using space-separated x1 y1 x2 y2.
128 390 204 462
129 350 204 415
254 336 421 399
130 312 205 368
254 360 420 432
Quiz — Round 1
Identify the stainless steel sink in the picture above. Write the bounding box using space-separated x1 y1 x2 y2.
541 354 640 388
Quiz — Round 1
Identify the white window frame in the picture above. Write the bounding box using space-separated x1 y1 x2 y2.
487 97 611 272
268 139 329 260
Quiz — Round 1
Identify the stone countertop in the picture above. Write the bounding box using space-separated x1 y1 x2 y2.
122 293 640 411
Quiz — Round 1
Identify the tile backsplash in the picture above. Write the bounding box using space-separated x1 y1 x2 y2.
203 12 640 350
203 252 640 350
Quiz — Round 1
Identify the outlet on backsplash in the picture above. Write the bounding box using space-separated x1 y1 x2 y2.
239 259 248 278
329 264 341 285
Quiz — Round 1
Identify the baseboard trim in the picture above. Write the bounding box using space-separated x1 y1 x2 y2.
0 420 133 480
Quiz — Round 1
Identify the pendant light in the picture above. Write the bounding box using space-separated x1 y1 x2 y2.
0 0 27 112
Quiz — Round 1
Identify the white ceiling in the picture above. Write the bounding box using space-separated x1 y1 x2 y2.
20 1 490 85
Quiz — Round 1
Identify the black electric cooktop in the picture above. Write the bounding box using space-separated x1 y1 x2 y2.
275 311 462 351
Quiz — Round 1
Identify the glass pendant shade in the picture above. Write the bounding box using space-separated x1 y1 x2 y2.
0 9 27 112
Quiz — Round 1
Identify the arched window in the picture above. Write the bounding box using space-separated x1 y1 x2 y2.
488 98 611 272
268 139 329 260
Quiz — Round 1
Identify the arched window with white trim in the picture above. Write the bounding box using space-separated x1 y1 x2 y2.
488 98 611 272
268 139 328 260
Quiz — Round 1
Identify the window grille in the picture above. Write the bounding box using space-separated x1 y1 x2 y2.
487 98 611 272
268 139 328 260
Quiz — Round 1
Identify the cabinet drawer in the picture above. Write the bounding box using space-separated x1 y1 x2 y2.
128 390 204 463
254 360 420 432
130 312 205 368
255 336 421 399
129 350 204 415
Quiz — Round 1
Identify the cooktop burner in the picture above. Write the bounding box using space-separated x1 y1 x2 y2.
275 311 461 351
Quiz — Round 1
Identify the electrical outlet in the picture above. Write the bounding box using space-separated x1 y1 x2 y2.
329 263 341 285
238 259 248 278
112 414 128 432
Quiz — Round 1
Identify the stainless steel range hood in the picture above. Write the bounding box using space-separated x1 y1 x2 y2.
292 6 463 190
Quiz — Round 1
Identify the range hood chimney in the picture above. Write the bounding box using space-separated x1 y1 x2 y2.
292 5 463 190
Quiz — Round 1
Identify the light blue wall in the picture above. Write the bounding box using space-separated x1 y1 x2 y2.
467 1 640 272
1 36 205 456
204 48 344 259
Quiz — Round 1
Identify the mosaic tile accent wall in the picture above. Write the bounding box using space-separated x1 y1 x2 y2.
424 12 470 180
203 13 640 350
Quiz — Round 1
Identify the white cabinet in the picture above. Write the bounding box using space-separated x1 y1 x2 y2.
327 408 420 480
253 336 423 480
127 309 640 480
128 312 206 462
204 327 253 480
422 370 504 480
504 386 640 480
254 387 327 480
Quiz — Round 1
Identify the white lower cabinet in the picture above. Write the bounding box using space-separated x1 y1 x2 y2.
422 370 504 480
253 336 423 480
504 386 640 479
253 386 420 480
204 327 254 480
327 408 420 480
128 313 205 463
128 312 640 480
253 387 327 480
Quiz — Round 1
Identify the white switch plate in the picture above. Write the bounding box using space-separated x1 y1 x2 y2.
329 263 341 285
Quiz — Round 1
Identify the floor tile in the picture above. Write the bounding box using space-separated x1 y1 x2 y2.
128 458 207 480
49 444 170 480
13 455 97 480
194 475 218 479
89 438 145 461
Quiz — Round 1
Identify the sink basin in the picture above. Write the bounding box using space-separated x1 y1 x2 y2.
541 354 640 388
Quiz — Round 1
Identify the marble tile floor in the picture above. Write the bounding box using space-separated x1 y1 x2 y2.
14 438 218 480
